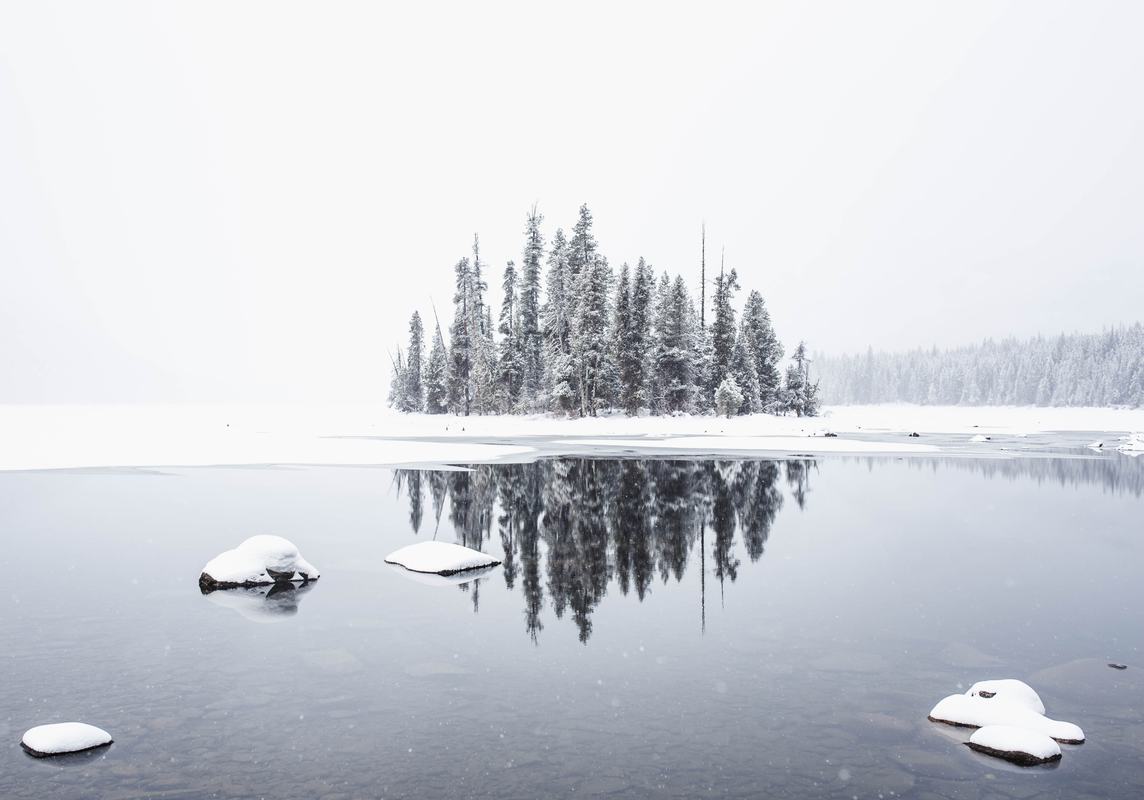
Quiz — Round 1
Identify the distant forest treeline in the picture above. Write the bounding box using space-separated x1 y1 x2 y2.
388 205 820 418
816 324 1144 407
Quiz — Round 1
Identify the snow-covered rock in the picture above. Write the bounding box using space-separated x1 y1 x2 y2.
970 434 991 443
966 679 1046 715
1088 440 1104 449
967 725 1061 766
21 723 113 757
385 541 500 575
928 693 1084 743
199 535 319 589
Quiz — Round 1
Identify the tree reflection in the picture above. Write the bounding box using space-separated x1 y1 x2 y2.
395 457 791 644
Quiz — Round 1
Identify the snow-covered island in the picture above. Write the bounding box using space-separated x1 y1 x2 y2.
199 535 320 590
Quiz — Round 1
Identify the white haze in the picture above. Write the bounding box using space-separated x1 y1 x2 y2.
2 1 1142 402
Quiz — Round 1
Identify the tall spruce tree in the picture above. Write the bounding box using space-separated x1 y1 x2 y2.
610 262 632 411
519 206 545 402
542 229 577 414
448 257 472 415
619 258 653 414
654 274 697 413
572 254 613 416
710 266 740 394
403 311 425 412
730 321 762 414
467 235 497 414
424 319 449 414
741 290 783 409
497 260 523 410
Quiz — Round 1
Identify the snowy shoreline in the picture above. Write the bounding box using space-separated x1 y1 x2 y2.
1 403 1142 472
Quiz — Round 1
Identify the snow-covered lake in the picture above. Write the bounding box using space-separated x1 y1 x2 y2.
2 453 1142 798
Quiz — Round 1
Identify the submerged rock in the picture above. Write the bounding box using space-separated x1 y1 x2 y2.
967 725 1061 766
908 432 921 438
21 723 113 758
199 535 319 589
1109 663 1128 670
385 541 500 575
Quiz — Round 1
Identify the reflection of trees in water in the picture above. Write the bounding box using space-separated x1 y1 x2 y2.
394 458 791 643
893 453 1144 497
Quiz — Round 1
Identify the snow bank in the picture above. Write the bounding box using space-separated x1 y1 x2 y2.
199 535 319 589
4 403 1144 471
967 725 1061 766
21 723 113 757
928 693 1084 743
385 541 500 575
551 435 937 455
967 679 1046 715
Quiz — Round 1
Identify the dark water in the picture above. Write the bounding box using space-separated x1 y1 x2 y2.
1 454 1142 799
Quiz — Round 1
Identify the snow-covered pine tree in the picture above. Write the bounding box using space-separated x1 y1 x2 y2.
403 311 425 412
496 260 523 411
715 374 743 418
654 274 698 413
740 290 783 410
783 341 819 416
610 262 632 412
448 257 472 415
572 254 613 416
620 258 653 415
648 272 673 413
387 348 407 410
519 206 545 404
424 319 450 414
467 235 498 414
542 228 577 414
730 321 762 414
709 266 740 394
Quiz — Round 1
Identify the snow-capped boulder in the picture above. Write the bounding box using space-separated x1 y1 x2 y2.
967 725 1061 766
928 694 1084 744
385 541 500 575
199 535 319 589
966 679 1046 715
970 434 991 443
21 723 113 758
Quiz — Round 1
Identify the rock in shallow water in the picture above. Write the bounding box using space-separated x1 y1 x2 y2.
967 725 1061 766
199 535 320 589
21 723 113 757
966 679 1046 715
928 693 1084 744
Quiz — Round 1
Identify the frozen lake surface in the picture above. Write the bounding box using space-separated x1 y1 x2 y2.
1 452 1142 798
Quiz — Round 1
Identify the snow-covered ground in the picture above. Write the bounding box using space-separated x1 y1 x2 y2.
1 403 1142 471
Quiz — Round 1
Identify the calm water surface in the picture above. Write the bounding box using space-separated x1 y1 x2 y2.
1 454 1142 799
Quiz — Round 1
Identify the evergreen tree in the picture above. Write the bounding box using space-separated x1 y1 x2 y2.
654 274 698 413
610 262 632 411
730 322 762 414
519 206 545 402
572 255 613 416
448 257 472 415
424 320 450 414
467 235 498 414
496 260 523 410
619 258 654 415
783 341 820 416
403 311 425 412
710 266 740 392
740 290 783 409
542 228 577 414
387 348 406 410
715 375 744 418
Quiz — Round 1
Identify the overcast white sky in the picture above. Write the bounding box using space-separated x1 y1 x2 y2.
2 1 1142 402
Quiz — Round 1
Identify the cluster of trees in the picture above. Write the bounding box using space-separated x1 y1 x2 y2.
816 324 1144 407
395 457 813 643
388 205 819 418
